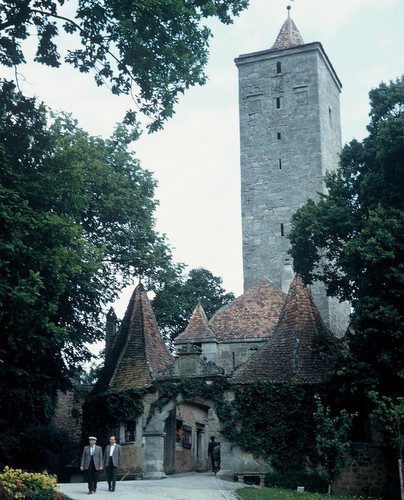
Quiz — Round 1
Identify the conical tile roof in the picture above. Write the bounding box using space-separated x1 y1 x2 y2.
271 7 304 50
93 285 173 394
231 276 339 385
209 277 286 341
175 303 216 344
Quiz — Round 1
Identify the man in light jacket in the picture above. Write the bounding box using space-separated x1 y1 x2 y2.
104 435 122 492
80 436 103 494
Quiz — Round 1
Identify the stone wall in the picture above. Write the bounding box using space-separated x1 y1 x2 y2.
53 385 92 465
236 42 349 337
217 339 266 375
334 442 399 499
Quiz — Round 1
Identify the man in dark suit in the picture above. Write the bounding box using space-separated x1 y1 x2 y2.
104 435 122 492
80 436 103 494
207 436 217 472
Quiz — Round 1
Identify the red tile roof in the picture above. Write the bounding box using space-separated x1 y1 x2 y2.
93 285 173 394
209 277 286 341
231 276 339 385
175 304 217 344
271 9 304 50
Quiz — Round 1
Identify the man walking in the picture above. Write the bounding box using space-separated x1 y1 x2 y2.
104 435 122 492
80 436 103 494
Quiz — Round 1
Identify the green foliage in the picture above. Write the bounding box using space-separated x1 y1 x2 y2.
0 0 248 131
369 391 404 460
14 425 77 475
314 397 356 485
289 76 404 398
236 486 365 500
219 382 318 473
149 376 230 418
152 267 235 347
0 81 173 466
0 466 66 500
82 388 146 446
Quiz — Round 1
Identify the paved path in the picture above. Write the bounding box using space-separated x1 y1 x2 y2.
59 472 244 500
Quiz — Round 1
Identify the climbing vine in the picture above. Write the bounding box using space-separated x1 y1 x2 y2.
149 376 230 419
218 382 320 473
81 377 351 490
82 388 146 446
148 377 322 476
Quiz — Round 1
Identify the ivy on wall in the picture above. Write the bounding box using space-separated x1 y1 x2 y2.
217 381 320 473
81 377 342 484
82 388 146 447
148 377 321 476
149 376 230 419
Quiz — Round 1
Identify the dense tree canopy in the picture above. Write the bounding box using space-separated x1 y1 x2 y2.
0 81 174 465
152 267 235 348
0 0 248 131
289 76 404 398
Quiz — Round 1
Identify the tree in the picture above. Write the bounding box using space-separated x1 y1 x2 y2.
288 76 404 397
152 267 235 348
0 0 248 131
370 391 404 500
314 396 356 494
0 81 174 466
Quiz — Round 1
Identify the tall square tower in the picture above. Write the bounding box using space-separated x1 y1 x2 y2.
235 8 349 334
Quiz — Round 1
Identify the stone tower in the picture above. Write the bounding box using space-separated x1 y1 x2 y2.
235 7 349 335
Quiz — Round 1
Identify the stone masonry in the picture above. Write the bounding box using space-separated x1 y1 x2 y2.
235 17 350 336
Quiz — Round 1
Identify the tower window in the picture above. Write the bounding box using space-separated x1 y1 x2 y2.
276 61 282 74
329 106 333 123
277 132 281 140
275 97 283 109
278 159 282 170
281 223 284 237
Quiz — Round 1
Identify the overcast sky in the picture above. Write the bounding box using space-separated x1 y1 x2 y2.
3 0 404 317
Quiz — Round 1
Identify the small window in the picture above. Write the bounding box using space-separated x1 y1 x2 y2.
275 97 284 109
277 132 281 140
176 420 184 444
276 61 282 74
281 223 284 237
278 159 282 170
125 421 136 442
183 424 192 449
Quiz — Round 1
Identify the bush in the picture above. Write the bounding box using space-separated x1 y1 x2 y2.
0 466 66 499
265 470 328 493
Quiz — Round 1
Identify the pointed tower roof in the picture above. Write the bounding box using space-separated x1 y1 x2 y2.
271 5 304 50
231 276 339 385
175 303 217 345
209 277 286 341
93 285 173 394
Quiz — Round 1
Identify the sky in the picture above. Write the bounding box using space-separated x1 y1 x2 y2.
3 0 404 318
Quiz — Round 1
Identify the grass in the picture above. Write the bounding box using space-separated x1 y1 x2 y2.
235 487 361 500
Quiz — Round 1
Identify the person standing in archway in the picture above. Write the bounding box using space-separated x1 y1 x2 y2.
207 436 217 472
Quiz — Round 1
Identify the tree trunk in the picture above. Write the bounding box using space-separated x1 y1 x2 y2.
399 458 404 500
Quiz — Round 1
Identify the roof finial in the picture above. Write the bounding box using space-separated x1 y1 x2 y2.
287 4 291 19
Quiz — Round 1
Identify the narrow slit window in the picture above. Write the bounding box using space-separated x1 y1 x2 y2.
278 159 282 170
277 132 281 140
281 223 284 237
276 97 281 109
276 61 282 74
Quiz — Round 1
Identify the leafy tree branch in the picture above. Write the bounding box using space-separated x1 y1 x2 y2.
0 0 249 131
